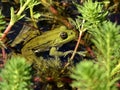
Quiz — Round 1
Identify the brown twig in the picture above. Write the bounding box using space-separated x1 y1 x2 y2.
49 6 73 28
61 20 86 74
2 47 7 63
0 24 13 66
60 31 83 74
0 24 13 41
70 31 83 60
41 0 73 29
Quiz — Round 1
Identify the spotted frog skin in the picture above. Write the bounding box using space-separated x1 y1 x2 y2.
11 26 77 63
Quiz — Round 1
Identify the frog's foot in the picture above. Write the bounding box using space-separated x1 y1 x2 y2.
49 47 64 57
64 50 87 57
63 50 74 57
49 47 87 58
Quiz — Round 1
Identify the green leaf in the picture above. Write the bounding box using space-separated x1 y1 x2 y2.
70 61 108 90
0 10 6 31
0 56 32 90
73 0 108 28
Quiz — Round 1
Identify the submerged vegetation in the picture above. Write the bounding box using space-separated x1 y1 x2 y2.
0 0 120 90
0 57 32 90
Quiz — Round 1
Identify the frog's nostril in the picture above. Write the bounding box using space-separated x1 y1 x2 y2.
70 31 74 35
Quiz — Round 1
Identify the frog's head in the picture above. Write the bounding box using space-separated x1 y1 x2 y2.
53 26 77 47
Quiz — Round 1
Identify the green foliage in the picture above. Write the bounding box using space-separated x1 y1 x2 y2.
71 61 108 90
70 0 120 90
0 10 6 31
0 0 120 90
10 0 40 25
33 57 71 88
90 21 120 89
74 0 108 29
81 0 107 22
27 0 40 8
70 21 120 90
0 56 32 90
34 57 62 81
90 21 120 61
0 10 7 48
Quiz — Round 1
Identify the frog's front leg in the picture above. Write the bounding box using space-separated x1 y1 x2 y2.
49 47 65 58
49 47 86 58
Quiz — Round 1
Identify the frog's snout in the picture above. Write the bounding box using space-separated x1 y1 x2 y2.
70 30 77 37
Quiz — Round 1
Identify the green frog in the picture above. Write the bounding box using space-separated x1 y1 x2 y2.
11 26 77 63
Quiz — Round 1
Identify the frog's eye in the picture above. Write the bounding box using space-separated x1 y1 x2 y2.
60 32 68 39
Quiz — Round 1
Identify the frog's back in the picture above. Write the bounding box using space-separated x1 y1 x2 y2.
22 26 77 52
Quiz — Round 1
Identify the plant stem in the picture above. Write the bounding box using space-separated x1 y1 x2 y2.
2 47 6 62
70 31 83 60
0 24 12 66
61 20 86 74
30 7 37 28
0 24 13 40
17 0 31 16
41 0 73 29
61 30 83 74
1 0 31 41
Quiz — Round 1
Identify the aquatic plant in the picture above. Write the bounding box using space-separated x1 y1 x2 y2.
0 56 32 90
70 1 120 90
